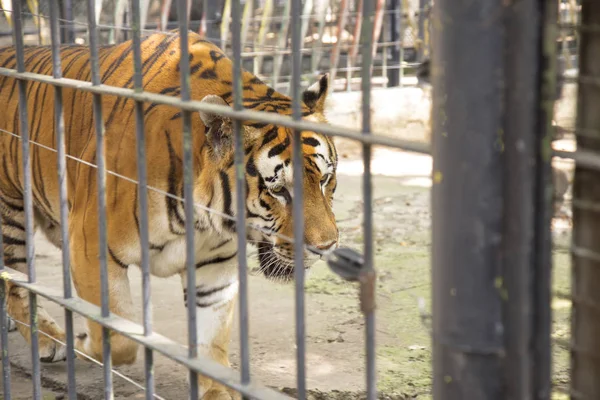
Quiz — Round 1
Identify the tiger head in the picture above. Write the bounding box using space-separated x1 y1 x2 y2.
196 74 339 282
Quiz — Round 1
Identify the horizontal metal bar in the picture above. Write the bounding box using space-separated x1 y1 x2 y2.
553 149 600 170
0 266 292 400
0 67 430 154
572 245 600 264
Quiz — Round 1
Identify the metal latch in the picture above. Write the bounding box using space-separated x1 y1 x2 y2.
326 247 376 314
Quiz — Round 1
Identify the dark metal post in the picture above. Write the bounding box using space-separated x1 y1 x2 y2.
430 0 505 398
531 1 557 397
502 0 554 398
571 1 600 398
386 0 400 87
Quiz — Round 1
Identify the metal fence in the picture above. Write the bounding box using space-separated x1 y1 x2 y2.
0 0 428 399
2 0 598 399
0 0 433 92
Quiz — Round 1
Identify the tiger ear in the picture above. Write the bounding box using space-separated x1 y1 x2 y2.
303 73 329 113
199 95 233 159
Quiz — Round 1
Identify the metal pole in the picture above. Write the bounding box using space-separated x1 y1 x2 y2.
85 0 114 398
231 0 251 395
571 1 600 398
11 1 42 397
360 0 377 397
431 0 505 398
531 1 557 397
49 2 77 398
131 0 155 399
291 0 307 397
502 0 553 398
386 0 400 87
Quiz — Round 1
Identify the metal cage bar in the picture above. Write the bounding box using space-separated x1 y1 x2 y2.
360 0 377 398
85 0 114 398
290 0 307 398
0 266 290 399
431 0 505 398
0 280 10 400
0 1 423 399
48 1 77 399
231 0 251 395
10 1 42 398
131 0 156 399
175 0 200 398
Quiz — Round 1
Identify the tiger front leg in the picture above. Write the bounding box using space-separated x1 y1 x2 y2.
69 231 139 366
181 266 241 400
1 199 66 363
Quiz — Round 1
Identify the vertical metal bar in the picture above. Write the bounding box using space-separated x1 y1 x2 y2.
0 174 8 400
11 1 42 398
290 0 306 398
131 1 155 399
571 1 600 398
386 0 400 87
231 0 250 395
85 1 113 399
0 281 9 400
48 3 77 399
61 0 74 44
502 0 552 398
359 0 376 398
430 0 504 399
0 269 11 400
176 2 199 399
531 0 556 396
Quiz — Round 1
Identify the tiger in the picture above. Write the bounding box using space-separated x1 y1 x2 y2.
0 30 339 399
